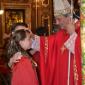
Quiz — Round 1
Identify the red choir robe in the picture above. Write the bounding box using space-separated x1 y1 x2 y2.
11 56 38 85
40 27 82 85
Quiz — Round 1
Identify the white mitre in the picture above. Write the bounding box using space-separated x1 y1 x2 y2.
53 0 71 17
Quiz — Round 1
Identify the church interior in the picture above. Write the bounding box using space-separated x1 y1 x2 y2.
0 0 85 85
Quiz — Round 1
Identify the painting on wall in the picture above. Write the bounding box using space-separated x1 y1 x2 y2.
5 9 25 34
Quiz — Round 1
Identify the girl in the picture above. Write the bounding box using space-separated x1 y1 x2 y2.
7 29 38 85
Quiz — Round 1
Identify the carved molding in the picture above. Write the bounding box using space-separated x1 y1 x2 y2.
42 0 49 7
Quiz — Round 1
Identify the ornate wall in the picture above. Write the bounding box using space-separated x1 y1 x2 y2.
31 0 53 33
0 0 53 55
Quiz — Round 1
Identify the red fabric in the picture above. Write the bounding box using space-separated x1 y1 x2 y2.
40 29 82 85
46 34 57 85
75 20 80 35
11 57 38 85
75 20 82 85
0 66 10 74
52 30 70 85
40 35 56 85
33 52 41 84
75 35 82 85
0 60 10 74
40 37 46 85
33 51 40 66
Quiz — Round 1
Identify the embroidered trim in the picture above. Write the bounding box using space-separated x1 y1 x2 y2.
44 37 48 64
74 56 79 85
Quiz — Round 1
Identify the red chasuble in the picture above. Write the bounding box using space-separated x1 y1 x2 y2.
11 57 38 85
40 28 82 85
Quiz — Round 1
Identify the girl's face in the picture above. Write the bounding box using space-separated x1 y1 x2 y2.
19 33 32 50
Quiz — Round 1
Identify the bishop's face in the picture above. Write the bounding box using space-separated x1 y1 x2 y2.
56 16 65 25
56 15 71 27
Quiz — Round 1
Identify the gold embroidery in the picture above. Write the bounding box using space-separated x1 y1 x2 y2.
44 37 48 63
74 56 78 85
